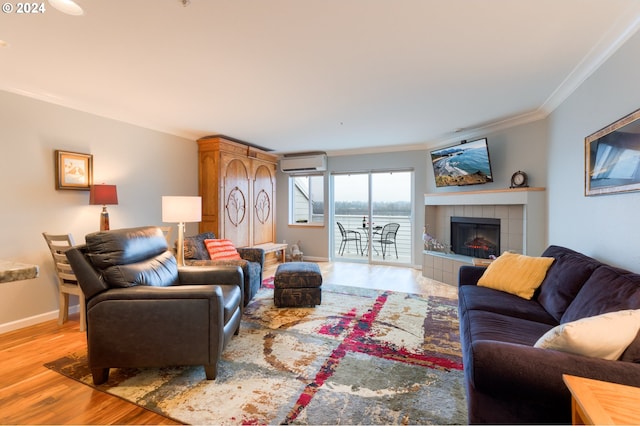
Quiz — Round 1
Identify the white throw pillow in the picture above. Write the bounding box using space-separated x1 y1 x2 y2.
534 309 640 360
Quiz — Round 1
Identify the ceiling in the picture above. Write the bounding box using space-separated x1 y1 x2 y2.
2 0 640 154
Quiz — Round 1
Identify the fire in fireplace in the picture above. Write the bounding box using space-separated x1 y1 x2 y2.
451 216 500 259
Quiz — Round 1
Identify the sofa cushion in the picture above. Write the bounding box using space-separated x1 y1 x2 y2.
183 232 216 261
459 285 557 325
534 310 640 360
204 239 241 260
477 252 555 299
463 310 554 346
562 266 640 323
537 245 603 322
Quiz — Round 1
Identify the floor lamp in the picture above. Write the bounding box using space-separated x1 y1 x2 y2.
162 196 202 266
89 184 118 231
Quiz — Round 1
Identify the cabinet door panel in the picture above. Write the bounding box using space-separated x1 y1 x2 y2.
253 163 275 245
223 158 250 247
199 151 220 235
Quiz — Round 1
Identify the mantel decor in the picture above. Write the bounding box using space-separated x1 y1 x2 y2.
55 150 93 190
585 108 640 196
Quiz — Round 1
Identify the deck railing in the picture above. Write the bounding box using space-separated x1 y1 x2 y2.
333 214 413 262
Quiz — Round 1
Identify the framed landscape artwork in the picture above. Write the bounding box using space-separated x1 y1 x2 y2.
585 108 640 196
55 150 93 190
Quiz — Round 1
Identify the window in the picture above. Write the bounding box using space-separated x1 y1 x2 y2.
289 174 324 225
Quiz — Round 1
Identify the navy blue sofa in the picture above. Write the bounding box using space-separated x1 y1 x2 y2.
458 245 640 424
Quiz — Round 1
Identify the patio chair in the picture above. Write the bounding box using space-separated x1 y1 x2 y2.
373 223 400 259
337 222 362 256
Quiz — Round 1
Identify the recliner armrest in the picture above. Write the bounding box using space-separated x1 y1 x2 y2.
87 284 225 305
178 265 244 287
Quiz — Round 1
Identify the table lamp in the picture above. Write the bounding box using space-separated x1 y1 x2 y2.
162 196 202 266
89 184 118 231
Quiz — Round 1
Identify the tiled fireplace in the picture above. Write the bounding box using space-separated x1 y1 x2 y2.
422 187 546 285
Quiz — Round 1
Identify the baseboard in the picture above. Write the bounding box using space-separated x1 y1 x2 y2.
0 305 79 335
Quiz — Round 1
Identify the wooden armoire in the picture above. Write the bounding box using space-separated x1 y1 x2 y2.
197 136 278 247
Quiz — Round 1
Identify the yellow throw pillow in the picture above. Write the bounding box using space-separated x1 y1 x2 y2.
477 251 554 299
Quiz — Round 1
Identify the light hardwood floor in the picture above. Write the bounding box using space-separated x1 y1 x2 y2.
0 262 456 425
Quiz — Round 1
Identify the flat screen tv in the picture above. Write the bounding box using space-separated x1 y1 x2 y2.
430 138 493 187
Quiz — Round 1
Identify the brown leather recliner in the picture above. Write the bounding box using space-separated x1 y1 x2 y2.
66 226 243 385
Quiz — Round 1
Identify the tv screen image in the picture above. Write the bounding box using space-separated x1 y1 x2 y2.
430 138 493 187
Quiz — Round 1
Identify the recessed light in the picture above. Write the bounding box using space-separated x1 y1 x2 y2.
48 0 84 16
0 40 8 48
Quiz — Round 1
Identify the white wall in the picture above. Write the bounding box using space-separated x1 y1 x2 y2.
547 31 640 272
0 90 198 332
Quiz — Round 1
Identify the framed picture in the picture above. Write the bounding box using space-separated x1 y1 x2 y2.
585 108 640 196
55 150 93 190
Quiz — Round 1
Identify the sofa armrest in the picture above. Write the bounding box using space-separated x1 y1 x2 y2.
458 265 486 287
237 247 265 266
178 265 244 287
470 340 640 399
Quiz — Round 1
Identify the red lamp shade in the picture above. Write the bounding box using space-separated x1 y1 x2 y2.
89 184 118 205
89 184 118 231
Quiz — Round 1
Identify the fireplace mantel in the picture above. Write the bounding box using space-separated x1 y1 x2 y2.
425 187 545 206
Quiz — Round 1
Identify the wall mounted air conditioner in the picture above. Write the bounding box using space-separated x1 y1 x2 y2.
280 153 327 173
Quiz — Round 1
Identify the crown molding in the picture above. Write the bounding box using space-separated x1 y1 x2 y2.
540 4 640 114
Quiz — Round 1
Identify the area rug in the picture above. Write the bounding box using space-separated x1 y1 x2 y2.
45 281 466 425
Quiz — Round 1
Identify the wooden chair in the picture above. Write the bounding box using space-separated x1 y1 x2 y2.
42 232 86 331
159 226 173 245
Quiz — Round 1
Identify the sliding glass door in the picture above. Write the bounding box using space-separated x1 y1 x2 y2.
332 170 413 265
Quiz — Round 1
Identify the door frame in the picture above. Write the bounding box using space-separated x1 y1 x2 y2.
329 168 414 266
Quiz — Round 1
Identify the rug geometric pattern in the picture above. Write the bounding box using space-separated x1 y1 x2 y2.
46 282 467 425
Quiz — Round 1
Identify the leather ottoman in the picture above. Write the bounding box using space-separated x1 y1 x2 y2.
274 262 322 307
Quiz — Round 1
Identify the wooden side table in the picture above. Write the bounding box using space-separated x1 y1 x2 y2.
563 374 640 425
